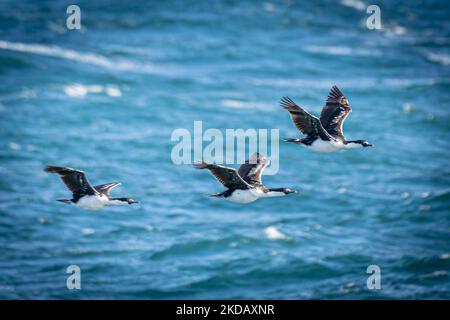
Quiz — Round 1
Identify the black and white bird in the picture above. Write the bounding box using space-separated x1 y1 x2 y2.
280 86 372 153
194 153 296 204
45 166 138 211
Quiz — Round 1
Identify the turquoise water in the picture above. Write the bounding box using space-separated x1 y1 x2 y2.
0 0 449 299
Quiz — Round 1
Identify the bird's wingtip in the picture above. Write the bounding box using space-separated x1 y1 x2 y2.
193 162 209 169
44 165 60 173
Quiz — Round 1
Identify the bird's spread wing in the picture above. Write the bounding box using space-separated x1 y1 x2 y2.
194 162 251 189
280 96 332 141
44 166 97 196
94 182 121 196
319 86 352 140
237 153 268 186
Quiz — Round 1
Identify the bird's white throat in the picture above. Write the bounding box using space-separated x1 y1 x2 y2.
107 199 130 206
261 191 287 198
344 142 364 149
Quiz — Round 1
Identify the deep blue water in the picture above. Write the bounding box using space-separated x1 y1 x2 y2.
0 0 449 299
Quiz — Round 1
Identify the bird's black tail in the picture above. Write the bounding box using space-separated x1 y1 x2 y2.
57 199 72 204
284 138 303 144
209 192 226 198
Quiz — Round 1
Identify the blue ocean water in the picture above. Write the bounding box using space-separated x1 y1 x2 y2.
0 0 449 299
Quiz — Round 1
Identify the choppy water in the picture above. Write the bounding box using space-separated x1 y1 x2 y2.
0 0 449 299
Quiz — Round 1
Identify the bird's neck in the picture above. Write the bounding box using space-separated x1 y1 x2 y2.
344 141 364 149
263 188 287 197
107 198 130 206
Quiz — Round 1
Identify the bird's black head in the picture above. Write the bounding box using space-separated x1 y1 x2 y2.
126 198 138 204
112 197 138 204
360 140 373 147
269 188 296 195
348 140 373 147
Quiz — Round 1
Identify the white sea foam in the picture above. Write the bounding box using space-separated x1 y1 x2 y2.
229 242 238 248
143 225 155 232
81 228 95 235
337 187 347 194
64 84 122 98
440 253 450 260
403 103 413 114
340 282 360 293
87 85 103 93
304 45 351 56
8 142 21 151
384 24 408 36
401 192 411 199
106 86 122 97
64 84 88 97
419 205 431 212
264 226 287 240
421 192 431 198
422 270 447 279
251 77 438 89
36 217 46 224
383 78 436 87
340 0 366 11
423 51 450 66
0 40 167 75
221 99 273 111
303 45 381 57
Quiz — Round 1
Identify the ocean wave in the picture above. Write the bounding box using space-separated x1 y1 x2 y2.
64 83 122 98
0 40 169 75
81 228 95 236
264 226 288 240
440 253 450 260
339 1 409 38
422 50 450 66
177 259 339 295
103 43 162 58
8 142 21 151
421 270 448 280
339 0 366 11
303 45 381 56
383 24 408 37
150 236 256 260
221 99 274 111
250 77 440 89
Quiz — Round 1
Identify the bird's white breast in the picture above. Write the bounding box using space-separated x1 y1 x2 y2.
227 189 262 204
75 194 108 211
306 139 344 153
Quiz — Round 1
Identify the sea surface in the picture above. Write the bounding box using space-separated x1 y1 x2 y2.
0 0 449 299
